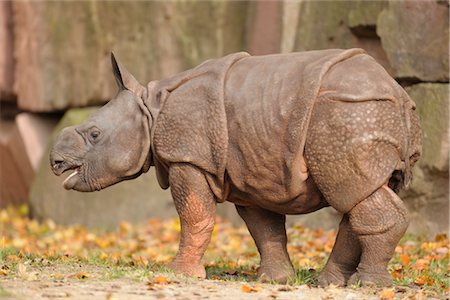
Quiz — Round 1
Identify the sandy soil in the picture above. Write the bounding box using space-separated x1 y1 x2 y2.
0 263 437 300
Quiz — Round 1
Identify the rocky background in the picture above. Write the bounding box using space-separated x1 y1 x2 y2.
0 1 448 236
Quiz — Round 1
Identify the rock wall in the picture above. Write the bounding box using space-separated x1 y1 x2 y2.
1 1 448 235
0 1 14 101
12 1 248 112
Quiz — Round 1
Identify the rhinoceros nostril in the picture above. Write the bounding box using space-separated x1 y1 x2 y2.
53 160 64 169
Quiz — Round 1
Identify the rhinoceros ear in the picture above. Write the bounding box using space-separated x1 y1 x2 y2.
111 52 143 94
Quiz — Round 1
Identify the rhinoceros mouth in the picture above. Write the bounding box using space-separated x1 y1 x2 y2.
52 162 82 190
62 166 81 190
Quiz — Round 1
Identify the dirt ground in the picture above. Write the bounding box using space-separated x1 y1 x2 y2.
0 263 441 300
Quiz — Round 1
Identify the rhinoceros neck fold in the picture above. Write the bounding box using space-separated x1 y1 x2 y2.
141 81 170 189
143 81 162 166
124 84 154 176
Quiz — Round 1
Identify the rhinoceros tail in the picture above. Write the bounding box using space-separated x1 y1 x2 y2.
389 91 422 192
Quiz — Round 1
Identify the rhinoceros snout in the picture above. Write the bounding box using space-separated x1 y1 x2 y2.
50 126 85 176
49 151 66 175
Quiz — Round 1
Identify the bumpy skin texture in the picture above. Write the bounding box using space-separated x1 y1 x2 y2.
50 49 421 287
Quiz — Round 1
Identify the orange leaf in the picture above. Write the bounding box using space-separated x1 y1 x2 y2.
0 269 9 276
412 258 429 270
380 288 395 300
415 275 434 286
72 272 90 279
241 284 262 293
119 221 132 235
100 252 108 260
391 269 402 280
399 254 410 267
6 255 20 262
152 275 170 285
434 233 447 242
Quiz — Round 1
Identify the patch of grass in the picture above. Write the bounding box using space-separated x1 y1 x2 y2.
0 286 13 298
205 259 257 282
290 268 318 286
0 247 18 262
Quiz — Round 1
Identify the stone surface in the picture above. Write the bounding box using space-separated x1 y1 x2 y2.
16 113 60 171
0 1 15 101
347 1 387 31
293 0 394 75
280 1 301 53
0 118 34 207
12 1 248 112
246 1 282 55
377 0 449 81
294 1 356 51
29 108 175 228
407 84 449 172
401 83 449 236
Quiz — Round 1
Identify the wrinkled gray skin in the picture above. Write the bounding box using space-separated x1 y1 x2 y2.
50 50 421 287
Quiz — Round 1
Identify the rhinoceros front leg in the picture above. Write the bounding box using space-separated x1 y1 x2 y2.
235 205 295 283
167 163 216 279
318 214 361 287
347 185 409 286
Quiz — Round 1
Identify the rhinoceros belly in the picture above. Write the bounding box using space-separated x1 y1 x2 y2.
224 54 315 206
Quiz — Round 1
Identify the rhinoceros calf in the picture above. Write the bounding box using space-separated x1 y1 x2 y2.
50 49 421 286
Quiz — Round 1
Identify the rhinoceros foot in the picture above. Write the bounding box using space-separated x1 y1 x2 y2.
347 268 392 287
257 261 295 284
167 259 206 279
317 263 355 287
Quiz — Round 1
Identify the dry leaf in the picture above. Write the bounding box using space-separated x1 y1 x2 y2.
224 270 238 276
399 254 410 267
380 288 395 300
412 258 429 270
0 269 9 276
50 273 65 280
152 275 170 285
70 272 90 279
6 255 20 262
241 284 262 293
414 275 434 286
17 263 27 278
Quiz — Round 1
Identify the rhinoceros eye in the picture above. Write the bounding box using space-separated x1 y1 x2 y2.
89 129 101 142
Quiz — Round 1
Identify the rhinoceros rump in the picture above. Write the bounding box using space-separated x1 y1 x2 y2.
50 49 421 286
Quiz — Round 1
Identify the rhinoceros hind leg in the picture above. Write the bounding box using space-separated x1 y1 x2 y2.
235 205 295 284
347 185 409 287
318 214 361 287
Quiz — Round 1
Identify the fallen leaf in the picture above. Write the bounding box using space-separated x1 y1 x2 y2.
380 288 395 300
0 269 9 276
71 272 90 279
414 275 434 286
119 221 132 235
50 273 65 280
241 284 262 293
399 254 410 267
6 255 20 262
17 263 27 278
100 252 108 260
152 275 170 285
224 270 238 276
434 233 447 242
412 258 429 270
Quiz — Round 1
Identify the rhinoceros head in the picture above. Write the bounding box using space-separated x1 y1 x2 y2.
50 53 152 191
